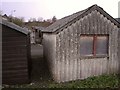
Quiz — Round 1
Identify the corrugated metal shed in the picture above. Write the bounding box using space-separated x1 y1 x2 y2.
43 4 120 82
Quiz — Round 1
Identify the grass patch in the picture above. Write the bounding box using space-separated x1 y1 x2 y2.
3 74 120 88
48 74 119 88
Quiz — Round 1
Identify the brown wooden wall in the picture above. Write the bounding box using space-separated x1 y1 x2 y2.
2 25 31 84
43 10 119 82
0 23 2 85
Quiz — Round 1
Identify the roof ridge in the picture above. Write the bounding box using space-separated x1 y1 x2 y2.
43 4 119 33
0 17 29 35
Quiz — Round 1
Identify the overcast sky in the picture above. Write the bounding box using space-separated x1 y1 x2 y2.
1 0 120 21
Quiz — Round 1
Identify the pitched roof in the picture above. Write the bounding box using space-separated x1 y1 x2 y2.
0 17 29 35
115 18 120 23
42 4 120 33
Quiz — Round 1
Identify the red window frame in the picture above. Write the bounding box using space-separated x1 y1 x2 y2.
80 34 109 56
93 35 97 56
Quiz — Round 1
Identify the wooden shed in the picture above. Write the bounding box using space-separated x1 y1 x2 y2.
1 18 31 84
42 5 120 82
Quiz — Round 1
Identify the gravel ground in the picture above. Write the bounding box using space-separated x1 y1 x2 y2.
31 44 43 58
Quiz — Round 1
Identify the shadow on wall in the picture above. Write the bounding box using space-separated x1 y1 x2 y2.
30 45 52 83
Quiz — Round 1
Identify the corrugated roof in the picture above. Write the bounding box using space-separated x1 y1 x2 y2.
115 18 120 23
44 9 86 32
0 17 29 35
43 4 120 33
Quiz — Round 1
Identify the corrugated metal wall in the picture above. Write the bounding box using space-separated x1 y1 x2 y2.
43 34 57 80
54 10 119 82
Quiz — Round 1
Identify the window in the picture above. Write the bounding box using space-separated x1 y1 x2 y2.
80 35 108 56
80 36 93 56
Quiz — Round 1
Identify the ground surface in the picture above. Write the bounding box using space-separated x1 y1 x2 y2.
2 44 120 88
30 44 53 87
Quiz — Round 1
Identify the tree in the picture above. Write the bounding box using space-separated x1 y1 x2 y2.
46 19 52 23
8 15 25 26
28 18 36 22
37 17 43 22
52 16 57 23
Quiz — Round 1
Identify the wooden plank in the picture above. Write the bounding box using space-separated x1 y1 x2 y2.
2 61 27 66
2 42 27 47
2 54 27 59
2 25 26 36
3 69 28 75
3 62 27 68
3 49 27 55
2 41 26 46
3 36 26 41
3 73 28 78
2 57 27 63
3 65 28 71
2 77 29 84
3 64 27 71
2 45 27 50
3 31 25 37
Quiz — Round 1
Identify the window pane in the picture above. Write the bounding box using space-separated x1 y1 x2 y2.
80 36 93 56
96 36 108 55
